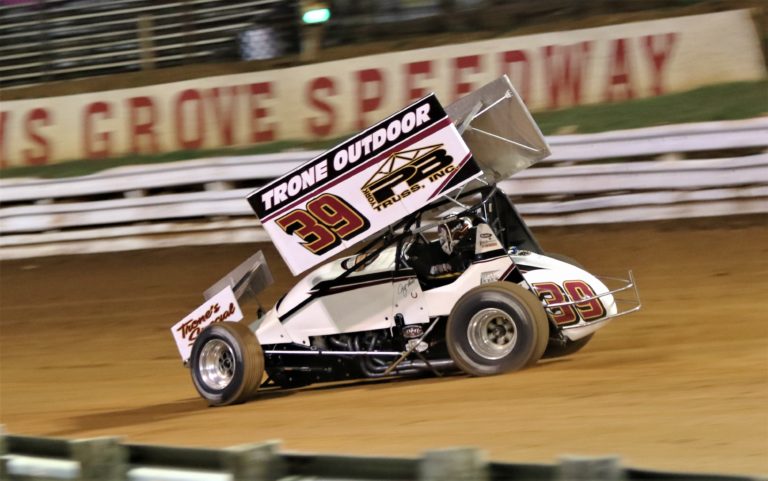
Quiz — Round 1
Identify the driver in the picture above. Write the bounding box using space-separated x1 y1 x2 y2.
438 216 474 255
431 217 475 276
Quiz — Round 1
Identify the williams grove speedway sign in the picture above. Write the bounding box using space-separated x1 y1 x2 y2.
249 94 481 275
0 10 764 167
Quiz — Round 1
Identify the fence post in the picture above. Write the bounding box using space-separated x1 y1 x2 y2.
557 456 625 481
300 26 324 62
36 0 52 84
223 441 284 481
418 447 489 481
137 15 156 70
69 437 127 481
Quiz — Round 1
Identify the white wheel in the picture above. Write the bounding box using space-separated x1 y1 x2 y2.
466 308 518 360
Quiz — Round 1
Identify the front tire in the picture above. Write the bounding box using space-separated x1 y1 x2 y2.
190 322 264 406
447 282 549 376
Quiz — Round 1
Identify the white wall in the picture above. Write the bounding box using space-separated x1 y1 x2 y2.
0 10 764 167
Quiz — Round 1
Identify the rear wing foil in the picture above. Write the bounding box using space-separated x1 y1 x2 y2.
248 94 483 275
446 75 550 182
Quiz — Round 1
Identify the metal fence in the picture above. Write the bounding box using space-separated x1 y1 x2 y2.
0 0 715 89
1 432 762 481
0 0 297 89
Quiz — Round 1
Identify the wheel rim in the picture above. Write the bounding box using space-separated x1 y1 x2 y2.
467 308 518 360
198 339 236 390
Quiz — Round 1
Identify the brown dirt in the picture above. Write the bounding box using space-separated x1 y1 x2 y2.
1 218 766 475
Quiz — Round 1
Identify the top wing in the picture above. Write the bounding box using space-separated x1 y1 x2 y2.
248 94 482 275
446 75 550 182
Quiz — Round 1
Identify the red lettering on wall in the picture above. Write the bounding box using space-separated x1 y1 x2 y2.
249 82 275 143
356 69 385 130
542 42 592 109
643 33 677 96
404 61 433 103
83 101 113 159
306 77 336 137
0 111 8 168
604 38 634 102
127 96 159 154
500 50 531 104
208 86 238 146
453 55 481 101
175 89 205 150
23 108 51 165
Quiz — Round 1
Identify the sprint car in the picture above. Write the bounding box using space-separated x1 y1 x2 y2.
171 76 641 406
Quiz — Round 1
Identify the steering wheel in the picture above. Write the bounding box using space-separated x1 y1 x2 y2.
438 224 454 255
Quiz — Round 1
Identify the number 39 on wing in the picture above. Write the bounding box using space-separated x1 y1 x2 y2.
275 193 371 255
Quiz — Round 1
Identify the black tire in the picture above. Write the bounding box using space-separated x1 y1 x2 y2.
190 322 264 406
447 282 549 376
542 334 594 359
545 252 585 269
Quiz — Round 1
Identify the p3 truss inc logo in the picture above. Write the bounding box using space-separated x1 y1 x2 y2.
361 144 455 211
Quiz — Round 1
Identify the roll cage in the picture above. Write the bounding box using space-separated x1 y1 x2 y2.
327 185 539 285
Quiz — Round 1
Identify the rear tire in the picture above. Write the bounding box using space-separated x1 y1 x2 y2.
447 282 548 376
543 334 594 359
190 322 264 406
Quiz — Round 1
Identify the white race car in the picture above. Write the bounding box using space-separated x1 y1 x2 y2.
171 76 641 406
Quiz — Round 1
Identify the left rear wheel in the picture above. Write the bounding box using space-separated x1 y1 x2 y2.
190 322 264 406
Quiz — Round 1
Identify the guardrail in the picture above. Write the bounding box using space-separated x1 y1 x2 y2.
0 119 766 259
2 118 766 202
0 432 761 481
2 156 767 233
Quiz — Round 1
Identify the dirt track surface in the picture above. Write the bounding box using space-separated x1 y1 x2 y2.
1 218 767 475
